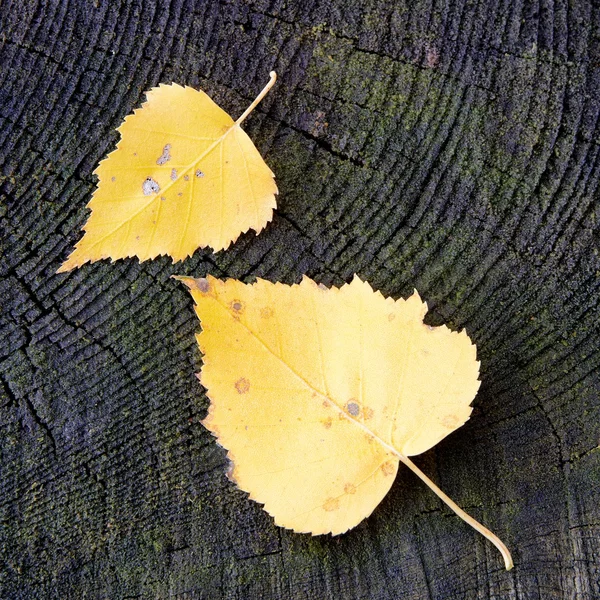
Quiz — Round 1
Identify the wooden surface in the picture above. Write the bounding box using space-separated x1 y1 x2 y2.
1 1 599 598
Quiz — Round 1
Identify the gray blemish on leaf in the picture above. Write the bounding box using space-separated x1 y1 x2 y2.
142 177 160 195
184 175 189 181
195 169 204 178
171 168 177 181
156 143 172 165
347 401 360 416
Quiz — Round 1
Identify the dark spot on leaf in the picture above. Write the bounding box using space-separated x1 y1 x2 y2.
142 177 160 195
195 169 204 178
197 278 210 293
235 378 250 394
170 168 177 181
231 300 244 313
156 143 171 165
111 176 116 182
346 400 360 416
184 175 189 181
323 417 332 429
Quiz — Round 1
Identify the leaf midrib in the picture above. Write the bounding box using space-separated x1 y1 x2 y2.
83 122 239 252
208 293 406 464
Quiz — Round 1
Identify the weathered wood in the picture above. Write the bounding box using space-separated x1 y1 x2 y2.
1 0 599 598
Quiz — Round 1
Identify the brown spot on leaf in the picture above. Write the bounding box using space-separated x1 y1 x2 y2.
323 417 332 429
442 414 460 428
111 176 116 182
344 483 356 495
235 378 250 394
323 497 339 512
381 461 395 476
231 300 244 313
170 168 177 181
363 407 374 420
388 313 396 321
260 307 274 319
184 174 189 181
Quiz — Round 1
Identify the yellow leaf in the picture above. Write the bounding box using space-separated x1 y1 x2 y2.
179 274 513 569
58 73 278 272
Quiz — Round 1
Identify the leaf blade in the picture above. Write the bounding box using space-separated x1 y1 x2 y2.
59 78 278 272
180 275 481 534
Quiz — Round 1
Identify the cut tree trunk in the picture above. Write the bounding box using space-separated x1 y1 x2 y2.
1 1 599 598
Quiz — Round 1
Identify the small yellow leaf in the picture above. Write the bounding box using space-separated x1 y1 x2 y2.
58 74 278 272
179 275 513 569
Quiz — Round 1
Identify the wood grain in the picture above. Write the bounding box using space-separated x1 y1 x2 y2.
1 0 599 598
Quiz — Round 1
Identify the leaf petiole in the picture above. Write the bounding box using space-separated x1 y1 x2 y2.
398 454 514 570
235 71 277 126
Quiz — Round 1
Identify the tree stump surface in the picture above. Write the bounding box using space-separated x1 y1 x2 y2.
1 1 599 598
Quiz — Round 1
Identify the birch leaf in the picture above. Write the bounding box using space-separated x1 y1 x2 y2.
178 274 513 570
58 73 278 272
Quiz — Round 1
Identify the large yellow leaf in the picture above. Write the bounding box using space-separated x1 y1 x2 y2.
58 73 278 272
179 274 513 569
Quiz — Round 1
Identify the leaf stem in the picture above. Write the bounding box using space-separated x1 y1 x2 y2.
235 71 277 126
398 454 514 570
